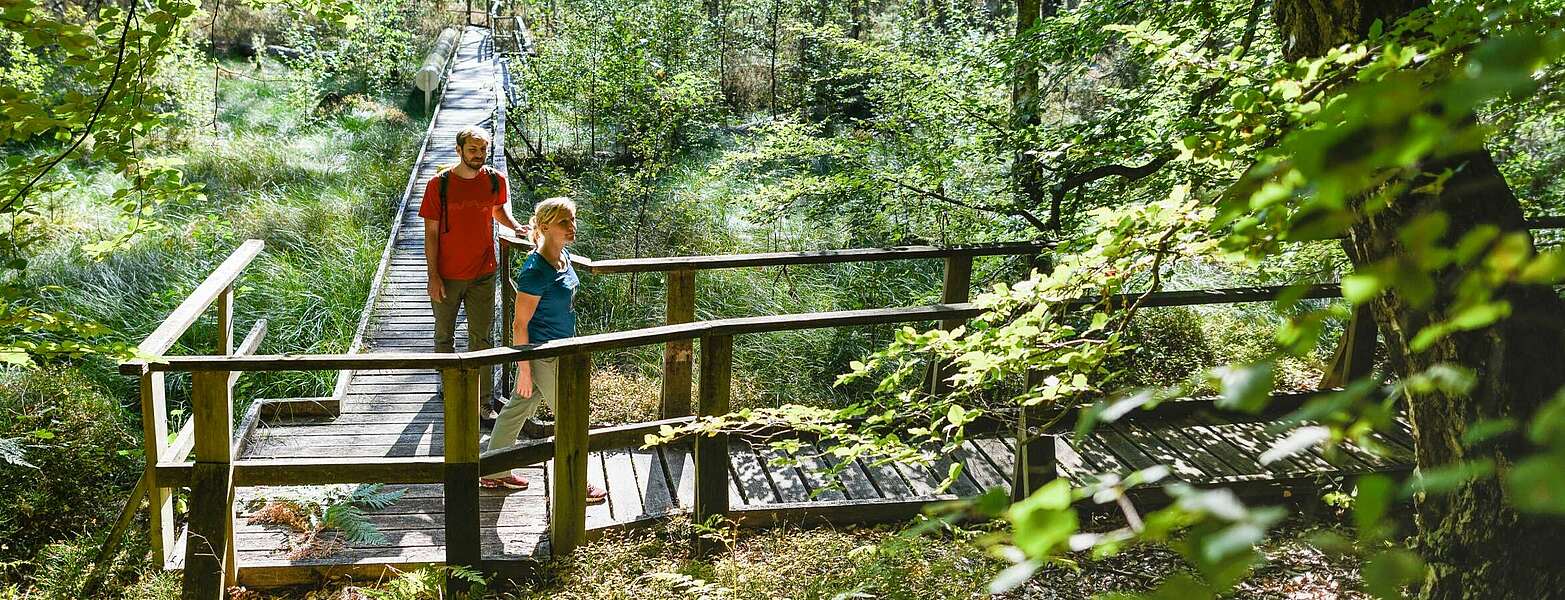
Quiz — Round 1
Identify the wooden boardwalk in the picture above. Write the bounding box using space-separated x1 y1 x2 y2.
224 27 1415 589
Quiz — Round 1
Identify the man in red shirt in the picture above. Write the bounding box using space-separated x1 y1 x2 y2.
419 125 526 409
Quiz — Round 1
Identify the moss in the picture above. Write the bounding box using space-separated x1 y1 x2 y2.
0 367 140 572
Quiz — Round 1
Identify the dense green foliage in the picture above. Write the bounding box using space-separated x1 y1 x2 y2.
1 1 444 595
0 368 138 572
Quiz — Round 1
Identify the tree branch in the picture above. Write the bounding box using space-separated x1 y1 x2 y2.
1043 0 1266 230
882 176 1052 233
0 2 137 215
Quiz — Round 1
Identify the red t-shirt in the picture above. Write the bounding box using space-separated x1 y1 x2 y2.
418 168 508 281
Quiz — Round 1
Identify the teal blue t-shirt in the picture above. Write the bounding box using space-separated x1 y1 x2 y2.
513 249 578 343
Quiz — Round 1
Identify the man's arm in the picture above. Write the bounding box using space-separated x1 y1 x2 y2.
492 204 527 236
423 219 445 303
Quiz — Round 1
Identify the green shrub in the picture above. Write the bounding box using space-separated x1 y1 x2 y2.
0 367 140 575
1113 307 1217 390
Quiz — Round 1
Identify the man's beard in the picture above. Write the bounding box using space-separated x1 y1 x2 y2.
464 157 484 169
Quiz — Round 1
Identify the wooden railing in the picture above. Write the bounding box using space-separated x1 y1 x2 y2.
495 235 1052 417
135 270 1348 597
126 217 1564 596
108 240 268 596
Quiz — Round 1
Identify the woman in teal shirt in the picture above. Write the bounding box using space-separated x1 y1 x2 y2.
481 197 606 504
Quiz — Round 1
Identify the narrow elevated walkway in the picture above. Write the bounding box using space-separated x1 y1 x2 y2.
220 27 1415 589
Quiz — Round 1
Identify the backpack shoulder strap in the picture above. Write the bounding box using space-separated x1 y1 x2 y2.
437 167 453 234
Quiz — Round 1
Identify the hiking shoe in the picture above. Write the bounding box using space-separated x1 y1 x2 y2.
522 417 554 438
480 474 530 490
586 483 607 505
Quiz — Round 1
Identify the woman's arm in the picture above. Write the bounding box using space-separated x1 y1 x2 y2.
512 291 541 397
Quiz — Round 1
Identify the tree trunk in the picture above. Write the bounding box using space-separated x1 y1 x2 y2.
1011 0 1053 222
1274 2 1565 598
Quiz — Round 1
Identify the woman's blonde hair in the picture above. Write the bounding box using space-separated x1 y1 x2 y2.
528 197 577 247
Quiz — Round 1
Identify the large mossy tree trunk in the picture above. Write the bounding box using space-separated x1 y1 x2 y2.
1273 2 1565 598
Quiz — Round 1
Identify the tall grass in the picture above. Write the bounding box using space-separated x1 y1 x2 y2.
22 62 423 430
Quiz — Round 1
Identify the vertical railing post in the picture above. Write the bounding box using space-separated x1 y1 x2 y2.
217 285 234 356
138 372 173 565
499 241 515 396
183 370 234 598
1012 396 1057 501
552 352 592 556
1319 304 1377 389
928 255 973 398
443 366 482 598
694 335 732 555
661 270 695 418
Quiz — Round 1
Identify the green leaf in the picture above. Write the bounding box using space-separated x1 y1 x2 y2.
1507 454 1565 515
1353 475 1394 541
1212 362 1274 414
1363 548 1423 600
1341 273 1387 304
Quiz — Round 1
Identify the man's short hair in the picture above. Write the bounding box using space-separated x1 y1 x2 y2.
456 125 492 149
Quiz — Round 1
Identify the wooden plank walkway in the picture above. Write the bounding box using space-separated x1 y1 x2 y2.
226 26 1415 589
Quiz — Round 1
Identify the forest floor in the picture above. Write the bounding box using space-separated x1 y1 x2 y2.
221 512 1373 599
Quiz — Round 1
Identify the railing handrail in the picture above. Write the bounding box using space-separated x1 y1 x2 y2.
498 233 1051 274
131 282 1345 374
125 239 264 365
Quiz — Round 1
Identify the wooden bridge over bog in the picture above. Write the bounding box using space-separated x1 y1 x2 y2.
112 24 1565 597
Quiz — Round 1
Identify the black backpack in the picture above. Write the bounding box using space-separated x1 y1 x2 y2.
436 165 501 234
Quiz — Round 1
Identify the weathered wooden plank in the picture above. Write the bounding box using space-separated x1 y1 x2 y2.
756 445 813 503
601 449 644 521
952 440 1009 495
888 457 944 497
793 443 848 502
584 452 615 529
661 271 696 418
552 352 591 556
1125 422 1242 479
629 446 677 517
817 449 881 501
969 437 1018 494
857 457 914 499
665 443 697 509
925 446 982 497
729 441 778 506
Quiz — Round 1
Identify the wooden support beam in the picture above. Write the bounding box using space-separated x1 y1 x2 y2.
1319 304 1377 389
1012 404 1057 502
500 241 516 396
552 352 592 556
694 335 733 555
928 255 973 398
661 270 695 418
442 367 482 598
137 371 174 565
217 285 235 356
184 370 235 596
181 462 234 599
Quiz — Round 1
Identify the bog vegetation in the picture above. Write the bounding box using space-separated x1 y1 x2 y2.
3 0 1565 598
